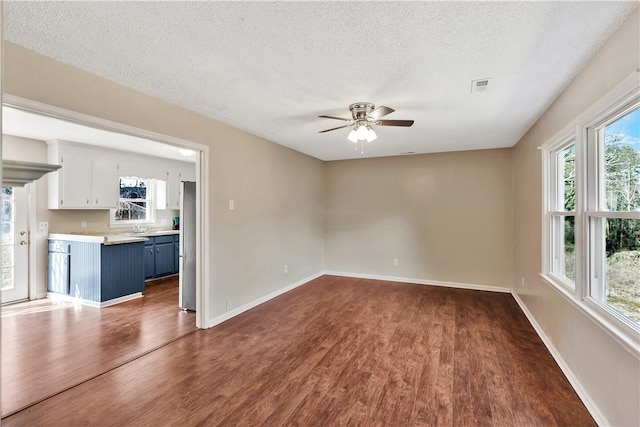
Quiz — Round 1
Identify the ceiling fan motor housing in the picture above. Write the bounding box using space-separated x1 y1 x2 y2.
349 103 375 121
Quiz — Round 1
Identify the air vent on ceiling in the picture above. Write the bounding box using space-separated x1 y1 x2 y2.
471 78 493 93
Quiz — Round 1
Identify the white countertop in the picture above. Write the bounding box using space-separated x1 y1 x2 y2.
49 229 179 245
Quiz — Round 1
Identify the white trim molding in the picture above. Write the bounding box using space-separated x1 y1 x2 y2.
47 292 143 308
324 271 512 293
511 291 609 427
205 272 324 329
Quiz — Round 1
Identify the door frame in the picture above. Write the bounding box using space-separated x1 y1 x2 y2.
3 95 211 328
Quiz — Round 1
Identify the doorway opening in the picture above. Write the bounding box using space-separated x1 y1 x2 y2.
0 97 210 418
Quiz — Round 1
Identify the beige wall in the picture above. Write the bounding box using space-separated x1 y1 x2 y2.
512 7 639 427
325 149 513 288
3 43 326 319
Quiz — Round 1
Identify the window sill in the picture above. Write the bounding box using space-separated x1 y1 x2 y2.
539 273 640 359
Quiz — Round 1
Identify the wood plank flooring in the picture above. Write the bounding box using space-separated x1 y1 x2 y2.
1 276 196 417
4 275 595 426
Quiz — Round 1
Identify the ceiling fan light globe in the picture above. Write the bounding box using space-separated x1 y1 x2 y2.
356 124 368 140
347 129 358 143
366 128 377 142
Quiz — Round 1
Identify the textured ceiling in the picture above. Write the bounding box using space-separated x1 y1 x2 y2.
3 1 637 161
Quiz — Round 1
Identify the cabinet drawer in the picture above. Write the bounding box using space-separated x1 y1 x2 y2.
154 235 174 244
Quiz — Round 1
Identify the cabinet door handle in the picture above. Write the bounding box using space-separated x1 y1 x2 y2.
95 198 98 205
157 248 160 254
149 249 153 254
86 198 90 205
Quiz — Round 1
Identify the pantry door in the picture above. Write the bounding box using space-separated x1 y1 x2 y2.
1 186 29 303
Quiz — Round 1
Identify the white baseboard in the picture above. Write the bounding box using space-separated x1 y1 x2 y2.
511 291 607 427
324 271 512 293
47 292 143 308
205 272 324 328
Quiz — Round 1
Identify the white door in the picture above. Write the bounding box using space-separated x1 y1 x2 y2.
1 186 29 303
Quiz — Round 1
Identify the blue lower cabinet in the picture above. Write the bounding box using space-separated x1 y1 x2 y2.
144 244 155 279
144 234 179 279
100 243 145 301
48 240 145 304
155 242 174 276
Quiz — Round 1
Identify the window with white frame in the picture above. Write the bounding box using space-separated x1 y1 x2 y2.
548 140 577 287
586 103 639 327
110 177 156 225
543 75 640 348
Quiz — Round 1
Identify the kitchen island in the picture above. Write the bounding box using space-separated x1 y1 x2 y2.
47 233 153 307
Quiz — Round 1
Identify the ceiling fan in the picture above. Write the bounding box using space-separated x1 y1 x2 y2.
318 103 414 152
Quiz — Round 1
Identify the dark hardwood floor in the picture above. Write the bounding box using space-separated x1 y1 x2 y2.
1 276 196 417
4 275 595 426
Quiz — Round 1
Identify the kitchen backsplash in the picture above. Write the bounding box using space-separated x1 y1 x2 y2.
48 208 180 234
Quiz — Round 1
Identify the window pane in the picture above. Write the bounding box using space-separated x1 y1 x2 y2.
1 222 14 244
604 107 640 212
604 218 640 323
561 145 576 211
119 178 147 200
114 177 152 223
552 215 575 286
563 216 576 282
1 266 14 290
0 244 14 269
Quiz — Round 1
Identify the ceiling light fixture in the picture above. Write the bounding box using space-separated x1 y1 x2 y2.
178 148 195 157
318 102 414 155
349 122 377 154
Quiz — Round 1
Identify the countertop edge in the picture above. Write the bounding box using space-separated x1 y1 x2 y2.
48 233 150 245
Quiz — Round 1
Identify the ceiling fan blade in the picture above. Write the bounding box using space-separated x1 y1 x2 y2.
319 124 351 133
376 119 414 127
318 115 351 121
367 106 395 120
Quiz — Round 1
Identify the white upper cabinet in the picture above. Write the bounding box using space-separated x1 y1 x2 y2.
48 140 120 210
159 160 195 211
48 140 195 211
92 157 120 208
59 149 92 208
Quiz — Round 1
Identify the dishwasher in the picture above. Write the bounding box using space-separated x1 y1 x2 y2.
48 240 70 294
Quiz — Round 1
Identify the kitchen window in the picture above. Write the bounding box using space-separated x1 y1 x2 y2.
542 74 639 354
110 177 156 225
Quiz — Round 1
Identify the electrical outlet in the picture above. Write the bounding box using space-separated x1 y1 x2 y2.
39 222 48 230
284 265 288 274
521 277 525 288
393 259 399 266
226 301 231 311
160 219 167 226
81 221 87 228
229 200 235 210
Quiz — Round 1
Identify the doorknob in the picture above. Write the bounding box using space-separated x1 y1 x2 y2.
20 241 29 246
